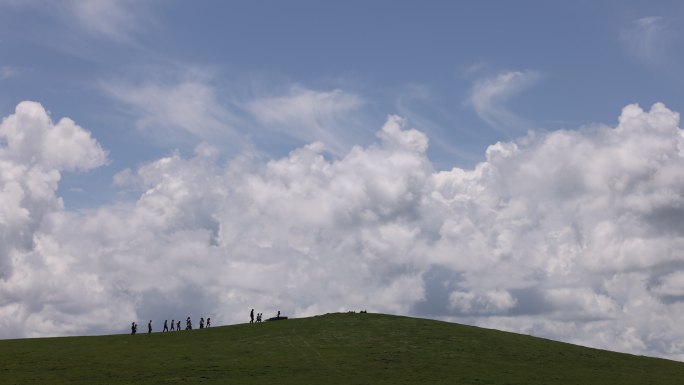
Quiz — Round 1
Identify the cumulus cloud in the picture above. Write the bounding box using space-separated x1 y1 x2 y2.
0 101 106 281
431 102 684 358
0 102 107 337
468 70 542 130
4 100 684 360
0 109 433 338
450 290 517 315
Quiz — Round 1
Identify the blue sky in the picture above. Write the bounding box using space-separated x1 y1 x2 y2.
3 0 684 360
3 0 683 207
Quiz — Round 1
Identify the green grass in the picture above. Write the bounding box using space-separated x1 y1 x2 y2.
1 313 683 384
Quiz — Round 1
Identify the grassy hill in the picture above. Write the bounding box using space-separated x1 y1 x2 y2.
1 313 683 384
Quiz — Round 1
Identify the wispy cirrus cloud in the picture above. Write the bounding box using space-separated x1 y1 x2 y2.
103 70 370 156
621 16 673 68
0 0 157 44
103 76 390 162
467 70 542 130
247 86 366 156
67 0 155 43
101 69 245 147
0 66 18 80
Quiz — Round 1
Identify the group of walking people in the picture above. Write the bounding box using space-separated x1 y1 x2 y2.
250 309 283 323
131 316 211 334
249 309 264 323
131 308 284 335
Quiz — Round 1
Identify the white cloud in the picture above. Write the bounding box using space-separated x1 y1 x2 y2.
450 290 517 315
68 0 150 43
247 86 366 156
0 66 18 80
105 76 370 155
102 72 243 146
621 16 680 71
622 16 666 62
468 70 542 130
5 101 684 360
0 0 155 44
1 101 107 170
652 272 684 297
0 109 433 339
0 101 106 284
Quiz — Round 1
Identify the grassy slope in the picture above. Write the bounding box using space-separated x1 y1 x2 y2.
1 313 683 384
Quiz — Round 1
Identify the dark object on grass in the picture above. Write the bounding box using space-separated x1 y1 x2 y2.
131 322 137 335
265 310 287 321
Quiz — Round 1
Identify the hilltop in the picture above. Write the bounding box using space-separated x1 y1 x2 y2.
1 313 683 384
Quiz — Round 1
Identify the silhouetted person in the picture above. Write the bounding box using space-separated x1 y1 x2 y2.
277 311 280 318
177 320 181 331
131 322 137 335
200 317 204 329
186 317 192 330
163 320 169 332
148 320 152 334
250 309 254 323
206 318 211 328
257 313 262 322
170 319 175 331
